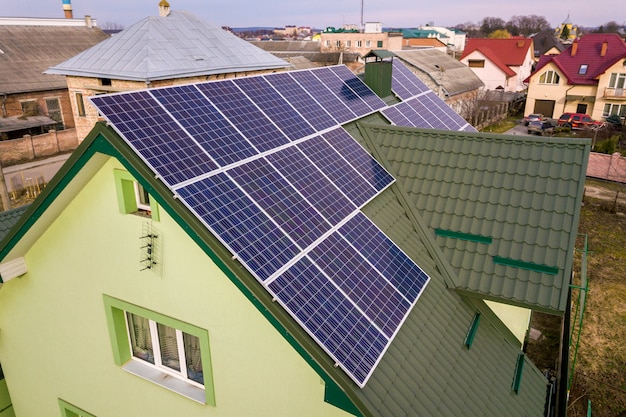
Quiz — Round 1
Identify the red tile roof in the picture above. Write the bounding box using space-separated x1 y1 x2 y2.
531 33 626 86
587 152 626 183
460 37 533 76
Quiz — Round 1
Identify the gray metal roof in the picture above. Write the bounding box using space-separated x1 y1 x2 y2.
0 25 109 94
392 49 484 96
46 11 290 81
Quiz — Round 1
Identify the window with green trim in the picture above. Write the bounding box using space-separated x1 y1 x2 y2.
103 295 215 405
113 169 159 221
59 399 95 417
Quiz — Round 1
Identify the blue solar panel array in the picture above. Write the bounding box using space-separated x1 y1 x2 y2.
91 65 432 387
385 60 475 132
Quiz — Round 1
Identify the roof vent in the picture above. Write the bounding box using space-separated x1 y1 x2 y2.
517 40 524 47
159 0 171 17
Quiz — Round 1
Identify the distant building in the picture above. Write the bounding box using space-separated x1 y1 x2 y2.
46 1 290 140
319 24 403 56
0 16 107 141
555 14 579 42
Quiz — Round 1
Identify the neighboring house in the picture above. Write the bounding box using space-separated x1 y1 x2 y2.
45 1 290 140
248 40 361 70
391 49 484 118
418 25 467 55
0 61 589 416
397 29 448 53
0 16 109 141
459 37 534 92
524 33 626 121
531 30 566 60
319 25 403 56
554 15 579 42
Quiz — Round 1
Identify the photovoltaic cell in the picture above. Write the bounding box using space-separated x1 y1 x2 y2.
420 93 467 130
313 67 373 117
289 70 357 124
266 146 356 225
227 158 331 249
406 97 448 129
196 80 290 152
330 65 387 112
90 92 218 186
322 128 394 193
298 135 377 208
392 59 430 100
268 256 388 385
265 72 338 131
379 105 413 127
176 173 299 281
150 85 257 167
339 213 429 302
234 76 316 141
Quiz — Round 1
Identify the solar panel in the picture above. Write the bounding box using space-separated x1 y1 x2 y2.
90 91 218 187
150 85 258 167
233 76 316 141
382 94 475 132
391 59 430 100
265 72 338 131
90 65 432 388
196 80 290 152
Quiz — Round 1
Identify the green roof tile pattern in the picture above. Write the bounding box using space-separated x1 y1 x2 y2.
0 206 28 242
360 124 590 313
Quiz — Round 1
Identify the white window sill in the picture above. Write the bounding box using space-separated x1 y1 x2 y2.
123 359 205 404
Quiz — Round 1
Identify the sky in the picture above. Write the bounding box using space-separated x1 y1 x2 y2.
1 0 622 30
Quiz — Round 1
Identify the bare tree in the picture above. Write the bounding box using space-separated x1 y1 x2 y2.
100 21 125 31
506 15 551 37
480 17 506 37
594 21 622 33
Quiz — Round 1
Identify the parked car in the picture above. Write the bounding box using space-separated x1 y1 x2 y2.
523 113 544 126
527 120 555 135
557 113 604 129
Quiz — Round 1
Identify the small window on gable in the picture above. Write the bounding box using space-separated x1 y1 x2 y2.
100 78 112 86
538 70 560 84
114 169 159 221
468 59 485 68
103 295 215 405
59 399 96 417
578 64 588 75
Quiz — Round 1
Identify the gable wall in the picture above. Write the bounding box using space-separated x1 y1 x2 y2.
460 51 510 92
0 157 352 417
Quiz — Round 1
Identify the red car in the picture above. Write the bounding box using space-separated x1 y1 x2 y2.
557 113 604 129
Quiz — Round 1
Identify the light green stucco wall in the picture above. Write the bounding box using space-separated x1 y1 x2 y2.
0 158 352 417
485 301 531 345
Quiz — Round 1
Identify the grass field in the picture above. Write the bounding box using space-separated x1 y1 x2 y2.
568 180 626 417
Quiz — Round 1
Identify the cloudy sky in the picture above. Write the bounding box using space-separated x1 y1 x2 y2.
2 0 620 30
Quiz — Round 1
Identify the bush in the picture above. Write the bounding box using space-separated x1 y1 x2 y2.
595 135 618 154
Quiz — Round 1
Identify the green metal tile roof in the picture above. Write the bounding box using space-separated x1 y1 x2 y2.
359 123 590 313
0 206 29 242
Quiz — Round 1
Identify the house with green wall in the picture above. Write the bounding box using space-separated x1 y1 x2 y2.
0 62 589 416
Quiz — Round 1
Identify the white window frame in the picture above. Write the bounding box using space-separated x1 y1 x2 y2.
126 312 204 390
345 40 351 48
603 103 626 119
324 40 330 47
609 72 626 89
356 40 362 47
365 40 372 48
539 70 560 84
134 182 151 212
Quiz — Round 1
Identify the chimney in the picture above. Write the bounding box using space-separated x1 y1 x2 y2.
62 0 73 19
571 41 578 56
601 42 608 57
159 0 171 17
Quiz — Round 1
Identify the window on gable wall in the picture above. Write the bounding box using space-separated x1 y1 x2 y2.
609 72 626 89
103 295 215 405
468 59 485 68
538 70 560 84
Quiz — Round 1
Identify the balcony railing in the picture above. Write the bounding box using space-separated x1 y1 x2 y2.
604 87 626 99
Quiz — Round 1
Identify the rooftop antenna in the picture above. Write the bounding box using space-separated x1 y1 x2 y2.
360 0 364 33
